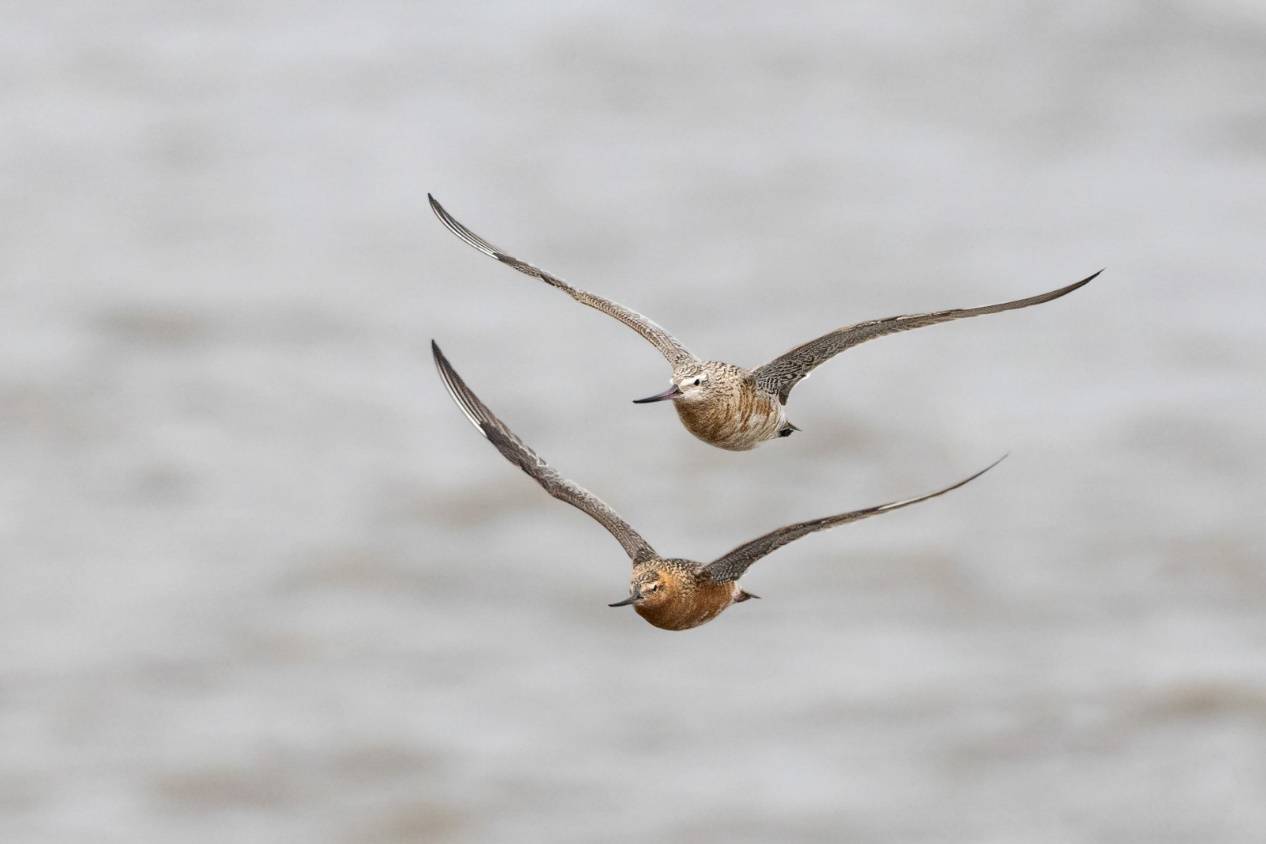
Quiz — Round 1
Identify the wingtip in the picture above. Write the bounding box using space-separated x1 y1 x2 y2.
430 339 490 435
982 452 1008 473
952 453 1008 490
1046 268 1101 300
430 338 455 381
431 338 461 385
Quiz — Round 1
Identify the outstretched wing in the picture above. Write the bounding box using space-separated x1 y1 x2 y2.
432 342 659 565
755 271 1101 402
703 456 1005 582
429 194 696 367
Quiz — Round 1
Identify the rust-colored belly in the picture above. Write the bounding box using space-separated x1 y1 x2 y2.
673 389 783 451
635 581 740 630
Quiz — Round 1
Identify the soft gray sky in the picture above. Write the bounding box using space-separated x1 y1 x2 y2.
4 2 1265 842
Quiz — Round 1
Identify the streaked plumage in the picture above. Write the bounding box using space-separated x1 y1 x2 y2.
432 340 1002 631
429 193 1098 451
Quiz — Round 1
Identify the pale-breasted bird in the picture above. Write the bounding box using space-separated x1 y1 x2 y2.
429 193 1098 452
432 340 1003 631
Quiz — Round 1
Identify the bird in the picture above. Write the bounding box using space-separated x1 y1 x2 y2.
432 340 1003 631
428 193 1099 452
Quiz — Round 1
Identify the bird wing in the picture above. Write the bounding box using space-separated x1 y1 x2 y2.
702 456 1005 582
429 195 696 367
432 341 659 565
754 271 1100 402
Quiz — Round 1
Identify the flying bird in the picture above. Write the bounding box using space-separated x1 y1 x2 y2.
432 340 1003 631
429 194 1099 451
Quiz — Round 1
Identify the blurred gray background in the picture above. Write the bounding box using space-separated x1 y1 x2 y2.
4 2 1265 842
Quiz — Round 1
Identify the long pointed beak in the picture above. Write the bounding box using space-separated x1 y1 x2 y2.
608 594 639 607
632 385 681 404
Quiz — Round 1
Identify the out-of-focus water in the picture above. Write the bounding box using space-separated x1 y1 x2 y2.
4 2 1265 841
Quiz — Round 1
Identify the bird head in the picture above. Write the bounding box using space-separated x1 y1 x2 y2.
608 567 675 610
632 363 717 405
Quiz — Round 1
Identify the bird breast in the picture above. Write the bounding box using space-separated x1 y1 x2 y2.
673 382 784 451
635 579 741 631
